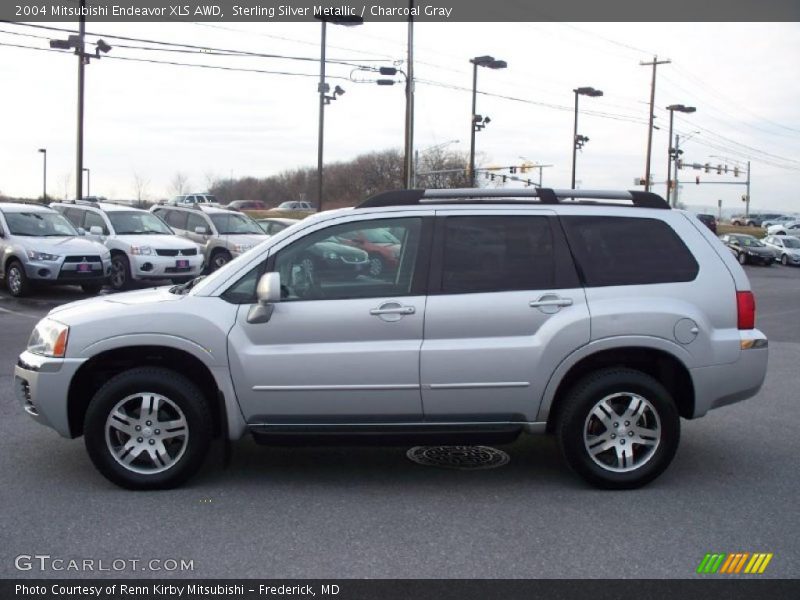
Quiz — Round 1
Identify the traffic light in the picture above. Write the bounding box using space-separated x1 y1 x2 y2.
704 163 710 173
510 166 517 174
716 164 722 174
696 176 700 185
734 166 740 177
742 194 748 203
677 159 684 169
724 165 729 174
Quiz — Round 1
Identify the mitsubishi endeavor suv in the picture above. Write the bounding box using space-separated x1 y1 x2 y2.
14 189 768 490
52 200 204 290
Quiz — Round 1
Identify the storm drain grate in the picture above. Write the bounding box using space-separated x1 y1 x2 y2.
406 445 510 470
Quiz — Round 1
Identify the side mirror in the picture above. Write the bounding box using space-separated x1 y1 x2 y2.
77 227 86 235
248 272 281 324
194 226 207 235
89 226 103 236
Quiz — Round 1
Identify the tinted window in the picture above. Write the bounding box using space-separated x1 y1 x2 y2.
273 218 422 301
186 213 209 233
562 216 698 286
84 211 109 235
163 210 188 230
441 216 555 294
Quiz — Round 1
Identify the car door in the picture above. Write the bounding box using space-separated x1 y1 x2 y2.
227 214 432 423
420 210 590 423
185 212 212 246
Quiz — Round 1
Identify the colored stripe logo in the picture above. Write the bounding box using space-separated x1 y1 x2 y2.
697 552 773 574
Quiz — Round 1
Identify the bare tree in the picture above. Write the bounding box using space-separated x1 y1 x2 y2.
203 170 218 193
169 172 190 197
132 171 150 207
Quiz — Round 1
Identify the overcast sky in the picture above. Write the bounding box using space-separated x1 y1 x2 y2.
1 21 798 212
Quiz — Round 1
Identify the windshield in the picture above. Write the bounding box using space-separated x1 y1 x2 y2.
210 213 263 235
5 211 77 237
782 237 800 248
108 211 173 235
738 237 764 247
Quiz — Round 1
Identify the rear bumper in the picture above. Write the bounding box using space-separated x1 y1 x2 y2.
691 330 768 417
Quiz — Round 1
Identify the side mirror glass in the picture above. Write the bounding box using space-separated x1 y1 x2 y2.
89 226 103 236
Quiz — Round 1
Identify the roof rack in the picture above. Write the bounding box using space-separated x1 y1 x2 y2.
356 188 670 210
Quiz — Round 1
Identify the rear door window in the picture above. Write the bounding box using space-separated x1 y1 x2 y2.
561 216 699 286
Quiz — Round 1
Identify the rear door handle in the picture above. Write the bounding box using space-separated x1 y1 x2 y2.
370 305 416 316
529 295 573 314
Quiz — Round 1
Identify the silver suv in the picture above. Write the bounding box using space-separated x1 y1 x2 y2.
52 200 205 290
151 204 268 271
0 202 111 297
14 189 768 490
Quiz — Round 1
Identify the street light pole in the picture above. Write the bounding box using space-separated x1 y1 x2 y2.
571 87 603 190
468 55 507 187
38 148 47 202
76 0 86 200
403 0 414 189
316 19 327 213
83 168 90 197
665 104 696 205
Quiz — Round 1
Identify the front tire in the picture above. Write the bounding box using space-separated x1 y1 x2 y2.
738 252 748 265
83 367 212 490
110 255 132 291
5 259 31 297
210 250 232 272
557 368 680 489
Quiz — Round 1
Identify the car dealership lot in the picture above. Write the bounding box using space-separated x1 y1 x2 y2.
1 267 798 578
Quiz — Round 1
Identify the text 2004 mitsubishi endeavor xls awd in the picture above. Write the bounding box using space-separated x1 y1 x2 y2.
14 188 768 490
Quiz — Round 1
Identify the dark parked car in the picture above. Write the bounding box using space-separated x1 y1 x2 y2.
719 234 776 266
334 227 402 277
227 200 267 211
695 214 717 234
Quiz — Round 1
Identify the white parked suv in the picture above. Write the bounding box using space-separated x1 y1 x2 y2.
169 193 219 207
52 200 204 290
14 188 768 490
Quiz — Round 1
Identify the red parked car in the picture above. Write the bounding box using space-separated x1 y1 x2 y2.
334 227 401 277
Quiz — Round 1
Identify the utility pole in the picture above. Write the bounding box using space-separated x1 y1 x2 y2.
316 20 327 213
672 134 680 207
76 0 86 200
403 1 414 188
640 55 671 192
38 148 47 202
745 160 751 218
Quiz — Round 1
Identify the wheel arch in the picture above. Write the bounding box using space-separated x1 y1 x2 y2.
540 340 695 431
67 344 244 440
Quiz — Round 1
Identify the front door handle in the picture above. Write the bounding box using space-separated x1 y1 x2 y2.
370 305 416 316
529 295 573 314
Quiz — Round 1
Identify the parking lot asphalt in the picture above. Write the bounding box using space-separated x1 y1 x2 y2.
0 266 798 579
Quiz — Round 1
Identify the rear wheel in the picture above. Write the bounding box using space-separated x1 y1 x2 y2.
557 368 680 489
5 259 30 297
210 250 231 272
782 254 789 266
83 367 212 490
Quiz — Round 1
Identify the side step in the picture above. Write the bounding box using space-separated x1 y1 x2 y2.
248 422 525 447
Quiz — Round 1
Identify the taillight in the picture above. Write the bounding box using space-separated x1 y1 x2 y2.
737 291 756 330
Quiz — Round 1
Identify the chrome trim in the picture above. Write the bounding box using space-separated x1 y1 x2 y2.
247 421 546 429
252 383 420 391
427 382 530 390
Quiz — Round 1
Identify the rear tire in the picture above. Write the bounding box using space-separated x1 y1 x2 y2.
83 367 212 490
557 368 680 489
5 259 31 297
209 250 231 272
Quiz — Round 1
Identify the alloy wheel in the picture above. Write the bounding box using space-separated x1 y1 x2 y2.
7 267 22 295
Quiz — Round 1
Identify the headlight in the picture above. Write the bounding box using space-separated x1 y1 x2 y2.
27 318 69 358
27 250 59 261
130 245 152 255
233 244 253 253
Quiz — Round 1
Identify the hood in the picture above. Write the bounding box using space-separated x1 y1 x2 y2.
18 236 108 255
48 286 182 322
112 234 199 250
221 233 269 247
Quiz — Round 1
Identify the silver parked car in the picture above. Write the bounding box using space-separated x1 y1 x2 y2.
762 235 800 266
150 204 268 271
52 200 204 290
0 203 111 297
14 188 768 490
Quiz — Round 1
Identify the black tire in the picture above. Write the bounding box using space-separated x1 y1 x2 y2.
782 254 789 266
209 250 232 272
738 252 747 265
110 254 132 291
81 282 104 294
83 367 212 490
557 368 680 490
5 259 31 297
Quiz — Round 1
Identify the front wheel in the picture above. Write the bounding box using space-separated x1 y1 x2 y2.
738 252 748 265
782 254 789 266
210 250 232 272
557 368 680 489
110 255 132 291
83 367 212 490
5 259 31 297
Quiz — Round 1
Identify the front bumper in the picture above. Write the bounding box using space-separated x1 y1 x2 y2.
691 330 768 417
129 253 204 280
24 258 112 283
14 351 86 438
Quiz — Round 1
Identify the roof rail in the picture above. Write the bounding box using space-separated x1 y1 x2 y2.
356 188 670 210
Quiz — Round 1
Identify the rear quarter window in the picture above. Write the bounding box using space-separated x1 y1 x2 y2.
561 216 699 287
